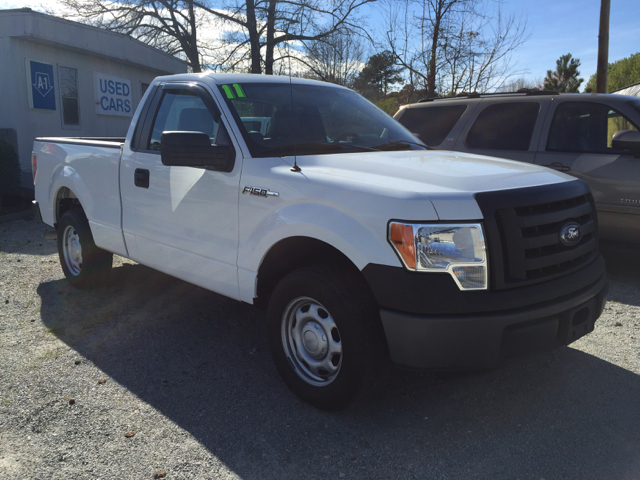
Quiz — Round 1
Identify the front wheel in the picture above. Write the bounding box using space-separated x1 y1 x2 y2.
57 208 112 289
267 265 388 410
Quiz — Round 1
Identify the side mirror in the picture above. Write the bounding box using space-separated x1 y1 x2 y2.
612 130 640 157
160 131 234 172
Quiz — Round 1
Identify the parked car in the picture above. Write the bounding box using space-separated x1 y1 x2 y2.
32 75 608 410
394 92 640 244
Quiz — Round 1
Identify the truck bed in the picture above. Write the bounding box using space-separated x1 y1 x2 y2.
35 137 125 147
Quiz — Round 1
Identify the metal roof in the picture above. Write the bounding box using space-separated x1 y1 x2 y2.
612 82 640 97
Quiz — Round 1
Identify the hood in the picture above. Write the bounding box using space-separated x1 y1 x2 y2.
283 149 575 220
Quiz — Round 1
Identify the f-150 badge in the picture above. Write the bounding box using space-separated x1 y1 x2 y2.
242 186 279 197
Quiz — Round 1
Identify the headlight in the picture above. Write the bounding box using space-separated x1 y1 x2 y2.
389 222 488 290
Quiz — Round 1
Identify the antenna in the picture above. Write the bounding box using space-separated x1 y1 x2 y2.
288 74 301 173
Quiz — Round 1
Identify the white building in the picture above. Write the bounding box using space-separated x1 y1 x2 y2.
0 8 187 191
612 82 640 97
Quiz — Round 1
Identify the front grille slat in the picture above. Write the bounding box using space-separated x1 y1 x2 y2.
523 239 597 270
475 181 599 291
522 232 563 249
515 202 592 228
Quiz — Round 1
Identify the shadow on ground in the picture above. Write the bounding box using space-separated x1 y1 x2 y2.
0 218 57 256
600 240 640 307
37 262 640 480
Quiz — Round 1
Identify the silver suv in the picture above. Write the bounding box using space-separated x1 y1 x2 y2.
394 92 640 244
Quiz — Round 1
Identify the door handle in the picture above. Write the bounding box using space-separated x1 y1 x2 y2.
134 168 150 188
543 162 570 172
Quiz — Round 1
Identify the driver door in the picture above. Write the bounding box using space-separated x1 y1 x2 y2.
120 83 242 299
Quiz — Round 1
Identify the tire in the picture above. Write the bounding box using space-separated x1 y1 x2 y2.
267 264 389 410
57 208 112 289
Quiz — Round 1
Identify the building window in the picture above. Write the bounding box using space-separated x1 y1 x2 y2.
141 82 150 97
59 66 80 126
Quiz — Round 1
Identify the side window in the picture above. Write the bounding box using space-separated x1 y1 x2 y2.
59 66 80 127
466 102 540 151
397 105 467 146
607 109 638 148
148 89 222 151
547 101 639 154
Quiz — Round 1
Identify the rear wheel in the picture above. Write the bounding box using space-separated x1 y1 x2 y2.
57 208 112 289
267 265 388 410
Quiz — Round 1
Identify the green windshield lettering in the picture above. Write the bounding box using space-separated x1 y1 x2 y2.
233 84 246 98
222 85 235 99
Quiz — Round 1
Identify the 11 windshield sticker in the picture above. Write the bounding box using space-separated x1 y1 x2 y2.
222 84 247 99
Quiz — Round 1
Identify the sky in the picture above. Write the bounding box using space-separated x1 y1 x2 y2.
504 0 640 85
2 0 639 90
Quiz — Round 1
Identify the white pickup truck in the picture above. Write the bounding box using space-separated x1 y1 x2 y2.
33 73 608 410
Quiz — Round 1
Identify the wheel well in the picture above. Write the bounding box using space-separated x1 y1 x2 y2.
255 237 365 309
54 187 81 226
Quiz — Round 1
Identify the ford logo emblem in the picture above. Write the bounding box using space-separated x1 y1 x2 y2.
560 223 582 246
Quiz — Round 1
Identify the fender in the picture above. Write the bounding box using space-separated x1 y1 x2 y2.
46 143 127 256
237 195 439 304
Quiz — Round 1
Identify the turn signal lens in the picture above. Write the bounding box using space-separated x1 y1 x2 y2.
388 222 488 290
389 223 416 269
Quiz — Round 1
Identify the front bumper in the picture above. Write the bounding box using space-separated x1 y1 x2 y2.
364 259 608 370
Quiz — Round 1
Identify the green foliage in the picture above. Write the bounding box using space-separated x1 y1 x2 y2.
0 140 21 200
584 52 640 93
353 51 404 101
374 97 399 115
544 53 583 93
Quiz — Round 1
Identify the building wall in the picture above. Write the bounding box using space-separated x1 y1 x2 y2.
0 9 187 191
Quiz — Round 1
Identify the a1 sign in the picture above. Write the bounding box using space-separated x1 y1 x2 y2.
95 72 133 117
28 60 56 111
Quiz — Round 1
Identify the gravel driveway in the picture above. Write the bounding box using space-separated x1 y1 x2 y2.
1 217 639 480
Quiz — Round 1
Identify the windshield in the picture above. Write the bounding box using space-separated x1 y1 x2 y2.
218 82 426 157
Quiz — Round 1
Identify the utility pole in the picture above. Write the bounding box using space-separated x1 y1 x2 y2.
596 0 610 93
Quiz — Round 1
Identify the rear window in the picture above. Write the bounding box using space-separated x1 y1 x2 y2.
396 105 466 146
466 102 540 151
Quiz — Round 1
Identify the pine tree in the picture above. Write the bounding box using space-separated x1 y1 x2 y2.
544 53 584 92
353 52 404 101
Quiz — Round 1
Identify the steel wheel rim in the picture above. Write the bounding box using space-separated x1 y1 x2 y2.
62 224 83 276
281 296 343 386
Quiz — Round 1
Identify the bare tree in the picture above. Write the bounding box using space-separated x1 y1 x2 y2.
498 76 542 93
382 0 527 97
299 31 366 86
56 0 375 74
197 0 375 74
53 0 206 71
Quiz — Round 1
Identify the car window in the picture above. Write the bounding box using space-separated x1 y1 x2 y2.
219 82 425 157
148 89 221 151
547 101 639 154
396 105 467 146
466 102 540 151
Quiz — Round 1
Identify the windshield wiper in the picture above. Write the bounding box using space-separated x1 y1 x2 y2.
261 142 377 156
372 140 430 151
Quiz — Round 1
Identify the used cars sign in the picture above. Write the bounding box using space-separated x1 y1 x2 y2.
94 72 133 117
